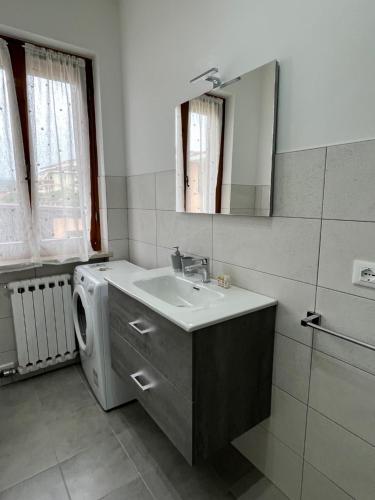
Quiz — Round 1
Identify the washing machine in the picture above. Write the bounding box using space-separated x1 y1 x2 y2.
72 260 142 410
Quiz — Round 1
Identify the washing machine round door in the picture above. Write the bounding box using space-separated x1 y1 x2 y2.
72 285 93 356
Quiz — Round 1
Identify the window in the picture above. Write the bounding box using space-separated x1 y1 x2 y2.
176 95 225 214
0 35 100 268
0 39 36 265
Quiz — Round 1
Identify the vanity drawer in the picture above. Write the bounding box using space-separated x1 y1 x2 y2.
109 285 193 398
111 331 193 463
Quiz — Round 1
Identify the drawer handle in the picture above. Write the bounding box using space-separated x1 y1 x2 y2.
129 320 154 335
130 371 153 391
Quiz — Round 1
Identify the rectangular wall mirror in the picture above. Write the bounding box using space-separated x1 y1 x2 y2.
175 60 278 216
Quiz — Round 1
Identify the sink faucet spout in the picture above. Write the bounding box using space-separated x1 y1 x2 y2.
181 257 210 283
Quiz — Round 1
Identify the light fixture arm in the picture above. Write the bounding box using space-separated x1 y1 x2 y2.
190 67 222 88
190 67 241 90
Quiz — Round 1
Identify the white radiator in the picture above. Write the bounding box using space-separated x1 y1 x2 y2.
8 274 77 374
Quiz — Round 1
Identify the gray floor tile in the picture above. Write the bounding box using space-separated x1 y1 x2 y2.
112 402 173 474
228 467 288 499
209 445 254 489
138 469 179 500
60 434 140 500
141 467 233 500
36 366 95 420
114 402 233 500
0 417 57 492
0 377 42 421
237 476 288 500
48 403 113 462
100 477 153 500
32 365 80 391
0 466 69 500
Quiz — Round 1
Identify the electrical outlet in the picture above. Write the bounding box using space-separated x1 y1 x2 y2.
352 260 375 289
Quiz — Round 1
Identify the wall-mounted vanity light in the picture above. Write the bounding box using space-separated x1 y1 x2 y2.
190 67 241 89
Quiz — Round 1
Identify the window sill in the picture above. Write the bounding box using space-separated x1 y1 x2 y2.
0 251 112 273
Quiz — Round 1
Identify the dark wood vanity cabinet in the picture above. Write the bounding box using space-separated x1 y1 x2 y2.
109 284 276 465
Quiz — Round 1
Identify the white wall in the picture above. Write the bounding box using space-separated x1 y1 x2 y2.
120 0 375 176
0 0 125 177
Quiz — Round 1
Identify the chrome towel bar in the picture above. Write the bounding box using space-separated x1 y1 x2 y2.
301 311 375 352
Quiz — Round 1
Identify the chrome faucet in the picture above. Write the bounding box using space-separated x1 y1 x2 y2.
181 256 210 283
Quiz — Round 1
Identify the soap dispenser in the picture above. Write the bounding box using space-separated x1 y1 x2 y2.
171 246 183 272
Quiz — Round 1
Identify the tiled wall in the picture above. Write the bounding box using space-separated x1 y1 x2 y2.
125 139 375 500
100 174 129 260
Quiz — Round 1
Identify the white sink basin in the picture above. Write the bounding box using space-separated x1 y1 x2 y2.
106 267 277 332
133 274 224 308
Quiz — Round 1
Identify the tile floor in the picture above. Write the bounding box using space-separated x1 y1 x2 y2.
0 365 287 500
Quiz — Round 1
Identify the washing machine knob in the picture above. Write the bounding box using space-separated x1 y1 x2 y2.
87 285 95 294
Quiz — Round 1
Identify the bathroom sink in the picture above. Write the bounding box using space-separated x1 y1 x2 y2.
106 267 277 332
133 274 224 308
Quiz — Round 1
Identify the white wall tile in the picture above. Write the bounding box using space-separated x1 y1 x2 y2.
99 208 109 243
305 409 375 500
233 425 303 500
212 261 315 346
35 264 75 278
98 175 107 211
318 219 375 300
302 462 352 500
230 185 256 211
213 216 320 284
273 333 311 403
128 209 156 245
0 288 12 319
107 209 128 240
156 170 175 211
261 385 307 456
273 148 326 218
0 317 15 353
101 237 109 254
315 287 375 374
323 140 375 221
128 240 157 269
105 176 127 209
309 350 375 446
0 269 35 284
108 239 129 260
127 174 155 209
156 246 173 268
0 350 17 370
157 211 212 258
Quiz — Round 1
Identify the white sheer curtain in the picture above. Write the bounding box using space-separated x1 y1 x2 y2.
26 44 92 263
0 39 37 270
186 95 223 213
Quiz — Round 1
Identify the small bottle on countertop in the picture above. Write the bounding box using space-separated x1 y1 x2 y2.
171 246 183 272
217 274 231 289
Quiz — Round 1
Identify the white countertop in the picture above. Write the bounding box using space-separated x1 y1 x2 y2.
106 267 277 332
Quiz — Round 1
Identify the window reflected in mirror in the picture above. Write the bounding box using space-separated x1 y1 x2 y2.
175 60 278 216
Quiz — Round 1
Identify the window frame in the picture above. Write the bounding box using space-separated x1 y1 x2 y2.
180 94 226 213
1 34 101 252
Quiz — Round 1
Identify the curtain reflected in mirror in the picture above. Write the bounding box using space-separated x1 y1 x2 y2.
175 60 278 216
